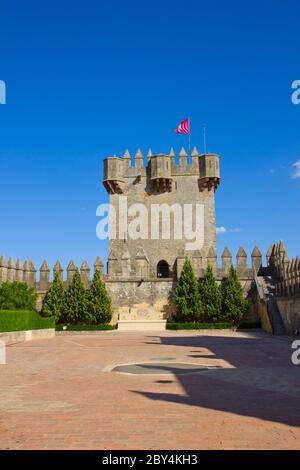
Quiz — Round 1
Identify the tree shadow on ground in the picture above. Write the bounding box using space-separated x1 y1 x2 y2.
132 334 300 427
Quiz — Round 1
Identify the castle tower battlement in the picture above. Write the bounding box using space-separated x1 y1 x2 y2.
103 147 220 194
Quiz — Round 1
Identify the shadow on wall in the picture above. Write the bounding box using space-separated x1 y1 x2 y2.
132 335 300 427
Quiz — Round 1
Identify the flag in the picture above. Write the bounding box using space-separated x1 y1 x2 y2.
175 118 190 134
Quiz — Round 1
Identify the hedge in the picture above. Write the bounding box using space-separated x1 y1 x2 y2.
56 323 117 331
166 322 233 330
238 320 262 329
0 310 55 333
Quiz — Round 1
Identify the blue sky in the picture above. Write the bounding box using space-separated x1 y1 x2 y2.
0 0 299 273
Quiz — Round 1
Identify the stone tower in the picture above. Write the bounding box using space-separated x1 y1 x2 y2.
103 147 220 280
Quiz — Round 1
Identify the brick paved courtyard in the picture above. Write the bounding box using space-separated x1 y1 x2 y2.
0 330 300 450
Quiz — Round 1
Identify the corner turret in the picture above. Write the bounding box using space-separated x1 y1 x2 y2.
198 153 220 191
103 157 125 194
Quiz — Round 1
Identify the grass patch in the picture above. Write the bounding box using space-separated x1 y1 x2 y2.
167 322 233 330
0 310 55 332
56 323 117 331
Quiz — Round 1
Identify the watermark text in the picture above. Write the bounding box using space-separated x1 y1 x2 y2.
0 80 6 104
291 340 300 365
96 196 205 251
291 80 300 105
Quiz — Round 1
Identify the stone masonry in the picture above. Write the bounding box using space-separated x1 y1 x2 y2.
266 241 300 334
0 248 260 323
104 147 220 280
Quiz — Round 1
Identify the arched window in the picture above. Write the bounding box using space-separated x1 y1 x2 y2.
157 260 169 278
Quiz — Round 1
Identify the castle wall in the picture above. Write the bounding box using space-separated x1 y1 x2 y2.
0 252 258 323
107 273 257 323
276 297 300 335
106 279 176 323
266 241 300 334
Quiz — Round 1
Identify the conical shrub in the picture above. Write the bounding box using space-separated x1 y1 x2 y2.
87 269 112 324
200 265 222 322
175 259 203 322
42 271 65 321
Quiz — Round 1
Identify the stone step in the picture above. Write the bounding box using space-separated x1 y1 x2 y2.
267 297 286 336
118 320 167 331
257 275 286 335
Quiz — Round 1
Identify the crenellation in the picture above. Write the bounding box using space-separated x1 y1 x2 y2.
237 246 247 268
0 247 268 289
23 260 31 284
67 260 77 285
39 260 50 290
207 246 218 273
94 256 104 276
134 148 144 172
15 259 24 282
7 256 16 283
147 148 153 161
266 243 275 266
251 246 262 272
178 146 188 167
54 260 63 280
0 256 8 283
29 260 37 286
80 260 91 287
23 259 36 286
221 247 232 276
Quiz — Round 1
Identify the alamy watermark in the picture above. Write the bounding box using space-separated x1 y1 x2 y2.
0 80 6 104
96 196 205 251
0 340 6 365
291 80 300 105
291 340 300 365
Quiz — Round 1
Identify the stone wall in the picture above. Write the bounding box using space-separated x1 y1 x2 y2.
266 241 300 297
276 298 300 335
256 299 273 334
0 256 104 312
0 255 104 291
0 248 259 322
107 272 257 323
266 241 300 334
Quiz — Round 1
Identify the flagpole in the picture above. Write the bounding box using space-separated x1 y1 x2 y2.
188 117 191 158
203 124 207 154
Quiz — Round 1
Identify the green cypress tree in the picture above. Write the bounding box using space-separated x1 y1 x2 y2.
62 270 88 324
222 265 249 325
200 265 222 322
87 269 112 324
42 271 65 321
175 259 203 322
